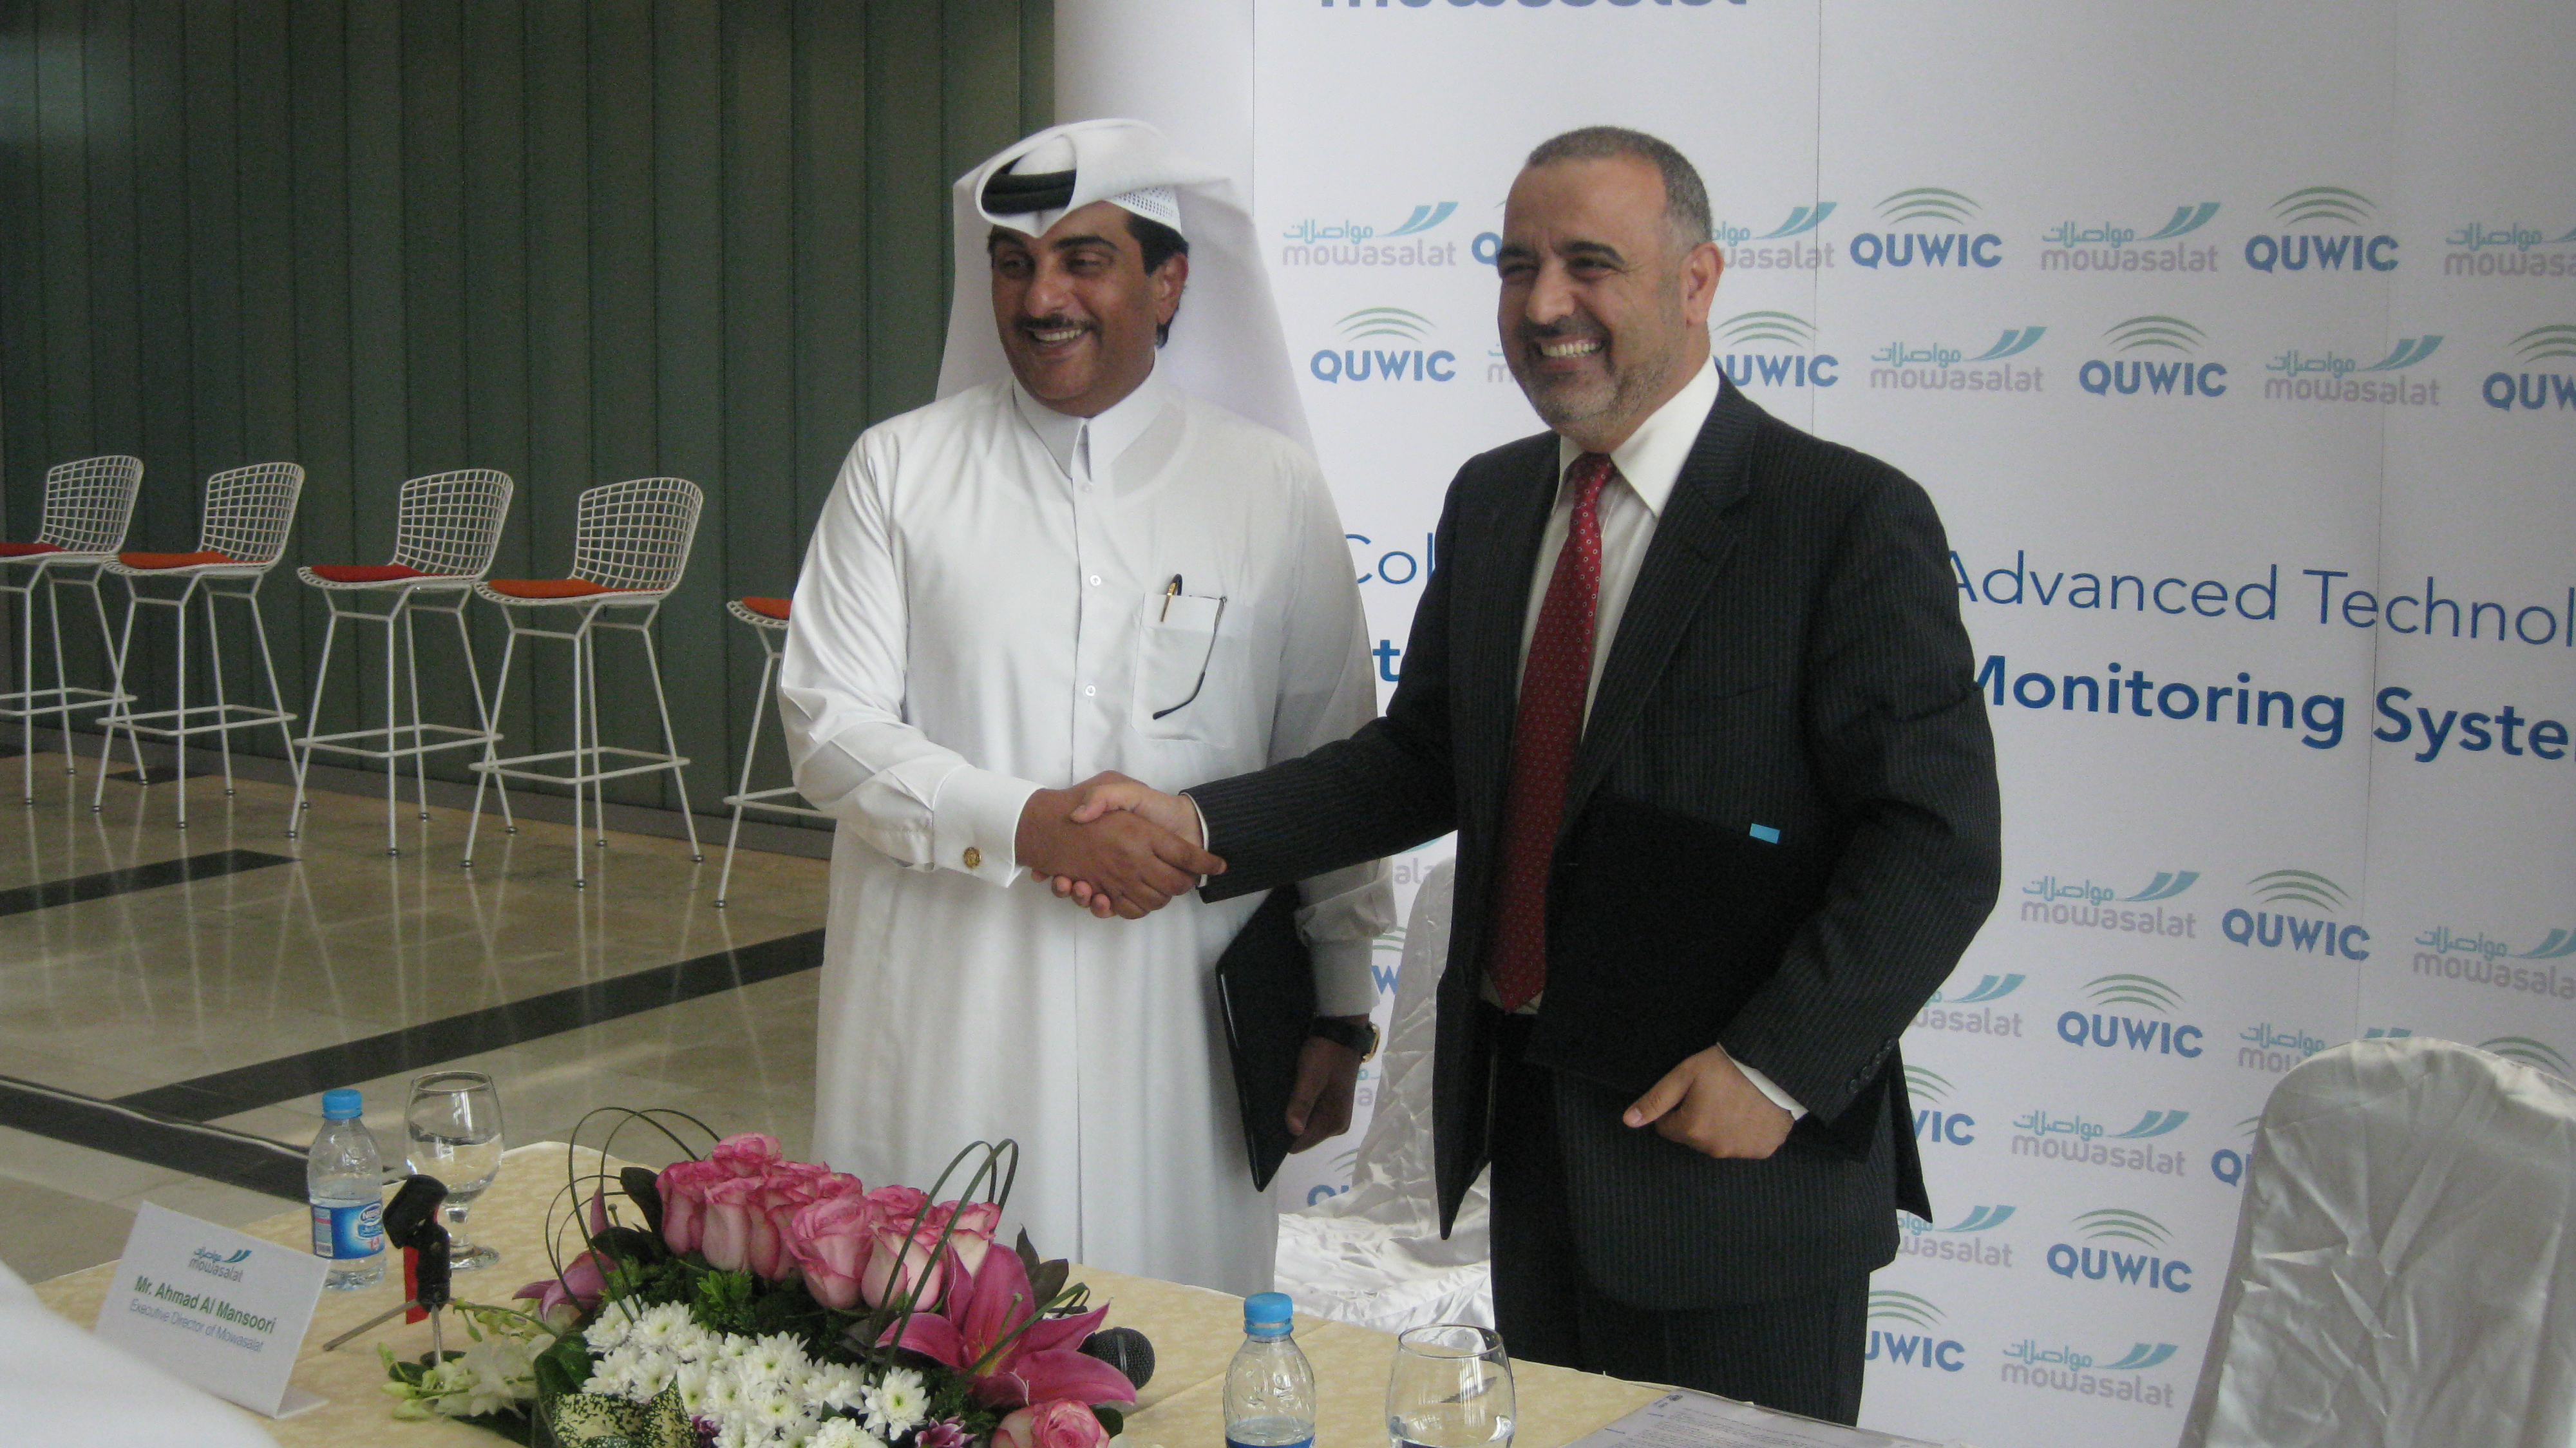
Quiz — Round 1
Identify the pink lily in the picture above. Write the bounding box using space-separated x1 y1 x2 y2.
879 1243 1137 1409
513 1248 607 1323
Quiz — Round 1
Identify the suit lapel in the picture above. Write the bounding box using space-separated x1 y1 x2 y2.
1452 439 1560 841
1563 382 1763 823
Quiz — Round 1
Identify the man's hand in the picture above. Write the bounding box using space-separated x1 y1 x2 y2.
1286 1024 1366 1152
1622 1043 1793 1159
1014 776 1224 919
1039 772 1211 917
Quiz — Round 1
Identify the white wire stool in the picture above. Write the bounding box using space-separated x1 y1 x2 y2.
93 461 308 827
287 468 516 855
715 596 828 908
0 455 147 804
464 477 705 886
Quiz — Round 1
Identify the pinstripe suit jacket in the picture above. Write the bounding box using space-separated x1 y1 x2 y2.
1191 378 2000 1308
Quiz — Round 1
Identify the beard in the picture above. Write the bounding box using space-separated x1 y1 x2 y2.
1505 312 1686 441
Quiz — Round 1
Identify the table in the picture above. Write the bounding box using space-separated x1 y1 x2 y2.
37 1143 1663 1448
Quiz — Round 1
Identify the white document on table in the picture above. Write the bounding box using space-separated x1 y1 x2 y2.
1560 1387 1960 1448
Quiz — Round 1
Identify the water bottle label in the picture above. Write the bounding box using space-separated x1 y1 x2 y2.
1227 1438 1311 1448
312 1201 384 1260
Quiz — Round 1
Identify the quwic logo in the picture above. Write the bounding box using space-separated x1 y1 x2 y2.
2243 186 2399 274
2481 325 2576 413
1915 971 2025 1040
2412 921 2576 1001
2443 216 2576 278
2219 870 2369 960
1906 1064 1977 1147
2008 1105 2191 1178
2038 202 2222 273
1308 308 1458 384
1898 1203 2018 1270
1867 327 2045 394
2016 868 2199 938
1851 188 2003 271
2046 1208 2195 1295
2078 317 2228 399
2055 975 2204 1060
1716 204 1837 272
2261 333 2442 407
1278 202 1466 268
1998 1338 2181 1405
1713 311 1838 389
1865 1290 1966 1373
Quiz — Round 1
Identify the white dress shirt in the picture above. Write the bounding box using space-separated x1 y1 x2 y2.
778 370 1393 1293
1513 357 1806 1119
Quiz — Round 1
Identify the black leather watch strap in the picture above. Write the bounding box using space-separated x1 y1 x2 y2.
1309 1015 1379 1062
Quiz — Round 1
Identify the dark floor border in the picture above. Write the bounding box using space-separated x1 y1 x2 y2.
0 1074 310 1201
115 928 827 1123
0 848 296 920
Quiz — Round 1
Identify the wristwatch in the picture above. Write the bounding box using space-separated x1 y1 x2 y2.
1309 1016 1380 1062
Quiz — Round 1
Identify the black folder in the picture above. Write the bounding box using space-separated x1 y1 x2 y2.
1213 888 1312 1190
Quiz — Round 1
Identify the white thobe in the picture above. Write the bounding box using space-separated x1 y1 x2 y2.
779 371 1392 1295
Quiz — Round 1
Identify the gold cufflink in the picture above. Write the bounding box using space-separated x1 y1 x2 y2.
963 847 982 870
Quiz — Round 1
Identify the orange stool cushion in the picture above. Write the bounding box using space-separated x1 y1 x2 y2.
484 577 636 600
309 562 436 584
0 541 64 557
119 550 234 569
740 596 791 621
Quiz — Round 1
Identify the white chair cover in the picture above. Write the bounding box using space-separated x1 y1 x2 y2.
0 1257 282 1445
2179 1037 2576 1448
1275 859 1496 1331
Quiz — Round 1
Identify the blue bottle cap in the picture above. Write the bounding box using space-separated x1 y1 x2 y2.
1245 1291 1293 1333
321 1088 364 1120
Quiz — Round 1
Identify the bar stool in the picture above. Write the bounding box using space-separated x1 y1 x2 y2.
0 455 146 803
464 477 704 886
715 595 828 907
288 468 516 854
94 461 307 826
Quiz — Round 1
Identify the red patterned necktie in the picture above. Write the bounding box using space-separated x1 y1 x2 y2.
1488 452 1616 1013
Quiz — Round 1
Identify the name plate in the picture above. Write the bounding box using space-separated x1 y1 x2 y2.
93 1201 330 1419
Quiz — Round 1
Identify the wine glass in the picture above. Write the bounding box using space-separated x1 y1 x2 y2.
1387 1324 1515 1448
405 1070 506 1271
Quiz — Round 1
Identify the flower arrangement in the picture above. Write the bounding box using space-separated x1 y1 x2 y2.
381 1113 1142 1448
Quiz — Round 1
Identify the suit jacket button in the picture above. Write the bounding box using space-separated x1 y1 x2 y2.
963 846 983 870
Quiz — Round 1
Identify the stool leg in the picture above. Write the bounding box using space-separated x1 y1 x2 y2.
171 586 192 828
247 584 301 799
715 640 779 908
290 598 346 841
450 604 512 834
15 571 34 805
202 587 235 801
95 587 140 812
569 625 589 888
403 606 429 821
463 620 519 867
45 575 71 779
88 571 145 781
638 624 701 863
582 615 606 849
381 599 399 855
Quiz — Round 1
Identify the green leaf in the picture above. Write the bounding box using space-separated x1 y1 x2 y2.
1028 1259 1069 1306
619 1168 665 1238
1092 1406 1124 1438
591 1225 666 1268
1014 1229 1043 1281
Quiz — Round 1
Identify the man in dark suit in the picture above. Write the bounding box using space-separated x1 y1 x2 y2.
1054 126 2000 1422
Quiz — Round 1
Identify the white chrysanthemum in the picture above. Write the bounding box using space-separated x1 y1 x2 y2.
674 1360 715 1415
714 1420 767 1448
805 1364 871 1414
668 1320 719 1363
583 1309 634 1352
712 1331 757 1365
866 1367 930 1435
630 1300 695 1349
809 1420 886 1448
701 1371 751 1423
739 1331 808 1383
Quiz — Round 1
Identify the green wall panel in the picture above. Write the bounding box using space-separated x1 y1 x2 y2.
0 0 1053 821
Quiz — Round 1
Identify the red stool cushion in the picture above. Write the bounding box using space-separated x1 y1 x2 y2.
0 541 64 557
119 550 234 569
309 562 433 584
740 596 791 621
484 577 636 600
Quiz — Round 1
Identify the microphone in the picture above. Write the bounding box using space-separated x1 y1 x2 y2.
1079 1326 1155 1391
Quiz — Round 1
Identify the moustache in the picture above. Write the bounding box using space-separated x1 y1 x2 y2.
1515 318 1607 347
1018 314 1093 335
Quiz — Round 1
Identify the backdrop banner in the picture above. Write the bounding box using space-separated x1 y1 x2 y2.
1223 1 2576 1443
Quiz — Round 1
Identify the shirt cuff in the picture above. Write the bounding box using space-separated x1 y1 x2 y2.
1309 936 1381 1018
929 768 1043 886
1737 1061 1808 1121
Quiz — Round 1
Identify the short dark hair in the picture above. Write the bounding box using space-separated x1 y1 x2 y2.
1523 126 1713 248
1126 211 1189 345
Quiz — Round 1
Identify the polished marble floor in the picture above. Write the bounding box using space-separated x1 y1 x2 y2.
0 745 829 1282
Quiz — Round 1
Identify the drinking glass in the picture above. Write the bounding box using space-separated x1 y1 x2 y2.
405 1069 506 1271
1387 1324 1515 1448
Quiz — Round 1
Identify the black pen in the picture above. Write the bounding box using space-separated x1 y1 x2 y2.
1160 574 1182 621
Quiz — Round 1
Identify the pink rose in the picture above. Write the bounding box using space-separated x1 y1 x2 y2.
867 1184 930 1229
926 1199 1003 1274
786 1195 882 1310
859 1223 948 1310
656 1157 734 1255
708 1132 785 1177
994 1401 1110 1448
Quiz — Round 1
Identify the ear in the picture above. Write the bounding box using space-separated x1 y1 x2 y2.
1678 239 1723 329
1151 250 1189 327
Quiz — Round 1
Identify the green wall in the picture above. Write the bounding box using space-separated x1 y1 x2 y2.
0 0 1051 816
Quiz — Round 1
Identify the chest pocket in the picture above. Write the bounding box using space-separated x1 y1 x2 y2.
1133 591 1225 739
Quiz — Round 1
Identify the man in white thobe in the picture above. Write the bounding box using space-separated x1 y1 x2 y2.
777 120 1392 1295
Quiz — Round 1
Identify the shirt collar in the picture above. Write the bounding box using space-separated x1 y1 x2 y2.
1010 367 1171 483
1553 356 1723 515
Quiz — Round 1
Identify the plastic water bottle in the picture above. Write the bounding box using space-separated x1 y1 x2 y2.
308 1087 385 1290
1224 1291 1316 1448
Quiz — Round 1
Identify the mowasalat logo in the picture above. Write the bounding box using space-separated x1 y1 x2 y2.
2413 923 2576 960
2040 201 2223 273
2000 1336 2181 1394
2446 214 2576 277
1927 972 2027 1004
1713 311 1838 389
2011 1104 2191 1178
2017 868 2199 939
1899 1200 2018 1268
2482 1036 2575 1078
2482 324 2576 413
2014 1107 2190 1140
1278 202 1466 267
2263 332 2441 407
1851 188 2002 270
2080 316 2228 399
1868 327 2045 394
2058 975 2204 1059
1712 204 1839 271
1308 308 1456 384
2413 918 2576 1000
2246 186 2398 274
1865 1290 1965 1373
1914 969 2024 1040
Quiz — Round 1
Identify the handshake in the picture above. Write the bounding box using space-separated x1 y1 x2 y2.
1012 772 1218 919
